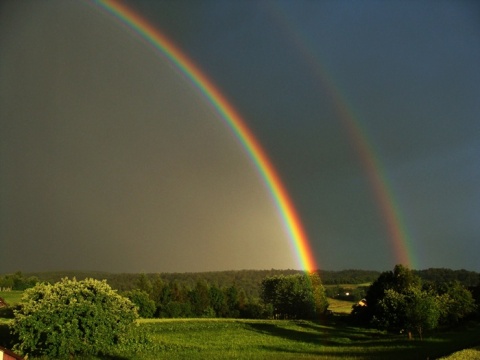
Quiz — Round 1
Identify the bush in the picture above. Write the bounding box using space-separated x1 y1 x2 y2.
11 278 138 358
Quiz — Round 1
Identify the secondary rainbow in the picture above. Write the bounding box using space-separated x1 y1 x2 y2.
267 4 416 268
93 0 318 272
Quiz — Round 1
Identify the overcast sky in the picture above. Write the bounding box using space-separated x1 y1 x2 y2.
1 0 479 273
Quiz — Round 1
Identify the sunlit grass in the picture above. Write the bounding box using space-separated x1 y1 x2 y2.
0 291 23 305
111 318 480 360
439 346 480 360
327 298 355 314
1 291 480 359
1 317 480 359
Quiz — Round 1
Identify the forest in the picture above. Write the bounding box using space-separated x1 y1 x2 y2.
1 267 479 321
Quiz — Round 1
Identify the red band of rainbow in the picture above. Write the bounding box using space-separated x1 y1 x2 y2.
93 0 318 272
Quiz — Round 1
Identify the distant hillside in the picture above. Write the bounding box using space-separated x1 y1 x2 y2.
5 268 477 299
414 268 480 287
15 269 380 298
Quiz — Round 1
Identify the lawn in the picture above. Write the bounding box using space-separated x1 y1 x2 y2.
0 291 23 306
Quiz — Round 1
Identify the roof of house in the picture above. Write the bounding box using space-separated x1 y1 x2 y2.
0 346 25 360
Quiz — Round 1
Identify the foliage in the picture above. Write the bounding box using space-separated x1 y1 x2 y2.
318 269 381 284
403 287 441 340
19 268 386 298
435 281 477 325
124 289 156 318
371 285 442 340
261 273 328 319
325 285 368 302
0 272 38 290
353 264 422 324
415 268 480 288
352 265 477 339
11 278 138 358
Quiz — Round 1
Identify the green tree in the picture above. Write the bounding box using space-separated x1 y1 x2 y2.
0 272 38 290
404 287 440 340
150 275 165 305
436 281 476 325
310 273 329 315
261 273 328 319
375 287 440 340
355 264 422 323
224 284 240 318
358 265 443 339
209 285 227 317
11 278 138 358
124 289 156 318
136 273 153 296
189 280 211 317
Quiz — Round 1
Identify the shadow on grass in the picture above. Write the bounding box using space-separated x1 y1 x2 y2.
246 319 480 359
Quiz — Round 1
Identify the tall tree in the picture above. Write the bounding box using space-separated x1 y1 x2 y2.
261 273 328 319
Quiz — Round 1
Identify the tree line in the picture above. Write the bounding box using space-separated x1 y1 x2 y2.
6 267 476 295
120 272 329 320
351 265 480 340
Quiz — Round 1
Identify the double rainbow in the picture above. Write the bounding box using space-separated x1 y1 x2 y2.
267 3 415 268
93 0 318 272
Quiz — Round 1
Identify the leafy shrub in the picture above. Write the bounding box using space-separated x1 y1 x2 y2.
11 278 138 358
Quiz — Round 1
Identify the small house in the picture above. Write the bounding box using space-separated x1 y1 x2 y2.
0 346 24 360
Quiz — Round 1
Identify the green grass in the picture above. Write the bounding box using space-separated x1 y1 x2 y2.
2 317 480 359
112 318 480 360
327 298 355 314
1 289 479 359
439 346 480 360
0 291 23 306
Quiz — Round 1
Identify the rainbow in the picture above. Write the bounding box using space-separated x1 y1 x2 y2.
267 4 416 268
92 0 318 272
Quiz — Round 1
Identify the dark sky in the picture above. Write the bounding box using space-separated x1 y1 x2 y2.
1 0 479 273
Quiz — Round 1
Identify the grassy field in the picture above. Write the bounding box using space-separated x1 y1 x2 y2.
2 289 480 359
116 318 480 360
0 291 23 305
327 298 355 314
2 315 480 359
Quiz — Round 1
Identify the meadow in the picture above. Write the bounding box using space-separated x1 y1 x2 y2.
2 288 480 359
107 318 480 359
2 316 480 359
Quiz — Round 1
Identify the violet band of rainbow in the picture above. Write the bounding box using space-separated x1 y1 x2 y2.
93 0 318 272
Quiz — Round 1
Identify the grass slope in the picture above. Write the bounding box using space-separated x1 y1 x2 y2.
2 317 480 359
327 298 355 314
0 291 23 305
120 318 480 360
